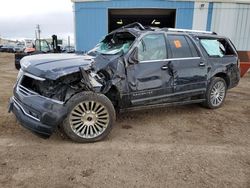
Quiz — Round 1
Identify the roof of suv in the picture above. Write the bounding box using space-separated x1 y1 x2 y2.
111 22 225 39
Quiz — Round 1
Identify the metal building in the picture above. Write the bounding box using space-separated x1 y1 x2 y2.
72 0 250 51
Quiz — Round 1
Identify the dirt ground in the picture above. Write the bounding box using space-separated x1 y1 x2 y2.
0 52 249 188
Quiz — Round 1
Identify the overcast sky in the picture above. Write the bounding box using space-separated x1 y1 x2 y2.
0 0 74 42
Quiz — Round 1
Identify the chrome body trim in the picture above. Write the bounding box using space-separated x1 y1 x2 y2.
23 72 45 81
140 57 201 63
13 97 40 122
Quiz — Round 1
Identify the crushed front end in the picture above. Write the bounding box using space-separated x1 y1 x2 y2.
8 56 104 138
8 30 135 139
9 70 70 137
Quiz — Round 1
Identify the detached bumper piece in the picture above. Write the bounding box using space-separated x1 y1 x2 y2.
9 97 66 138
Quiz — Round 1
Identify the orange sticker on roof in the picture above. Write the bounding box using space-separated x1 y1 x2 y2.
174 40 182 48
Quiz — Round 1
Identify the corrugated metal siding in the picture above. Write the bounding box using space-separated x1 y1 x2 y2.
192 2 209 30
206 2 213 31
74 0 195 51
236 4 250 50
74 6 108 51
211 3 250 50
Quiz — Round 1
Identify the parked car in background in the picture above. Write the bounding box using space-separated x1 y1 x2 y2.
14 44 25 53
62 46 75 53
0 45 15 53
9 23 240 143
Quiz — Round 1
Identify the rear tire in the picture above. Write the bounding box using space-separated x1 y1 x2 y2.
62 92 116 143
203 77 227 109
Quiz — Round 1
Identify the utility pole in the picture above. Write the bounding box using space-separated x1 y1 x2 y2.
36 24 41 51
68 36 70 47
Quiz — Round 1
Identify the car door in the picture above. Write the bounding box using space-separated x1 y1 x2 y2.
126 33 174 106
167 34 207 96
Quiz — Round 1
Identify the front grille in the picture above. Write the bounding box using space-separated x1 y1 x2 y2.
17 73 45 97
17 85 38 97
16 73 64 105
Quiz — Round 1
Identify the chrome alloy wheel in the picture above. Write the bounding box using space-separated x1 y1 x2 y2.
210 81 226 107
69 101 110 139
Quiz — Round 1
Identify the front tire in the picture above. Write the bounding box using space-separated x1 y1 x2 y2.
62 92 116 143
203 77 227 109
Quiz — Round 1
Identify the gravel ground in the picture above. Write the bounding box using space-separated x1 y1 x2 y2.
0 53 250 188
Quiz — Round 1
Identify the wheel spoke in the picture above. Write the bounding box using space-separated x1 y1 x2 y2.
97 120 107 127
86 126 90 137
96 107 105 114
92 124 98 134
80 103 87 112
75 124 84 133
210 96 215 102
216 98 220 104
90 125 94 136
81 125 87 135
91 101 95 111
88 101 92 111
212 98 216 105
75 106 84 114
72 110 82 117
71 119 82 125
95 123 102 131
73 121 82 128
93 103 100 112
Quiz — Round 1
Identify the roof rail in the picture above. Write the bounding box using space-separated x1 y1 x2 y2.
110 22 146 33
165 28 217 35
122 22 145 30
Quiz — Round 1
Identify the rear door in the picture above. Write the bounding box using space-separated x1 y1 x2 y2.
167 34 207 95
199 37 240 86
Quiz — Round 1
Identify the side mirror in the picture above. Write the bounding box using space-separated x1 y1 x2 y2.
128 47 139 64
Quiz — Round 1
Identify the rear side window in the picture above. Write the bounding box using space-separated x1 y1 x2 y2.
168 35 198 58
200 38 236 57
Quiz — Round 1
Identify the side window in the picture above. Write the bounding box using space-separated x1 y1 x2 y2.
138 34 167 61
168 35 194 58
200 38 236 57
35 40 50 52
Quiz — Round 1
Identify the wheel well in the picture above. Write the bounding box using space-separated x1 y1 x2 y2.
104 86 120 108
214 73 230 88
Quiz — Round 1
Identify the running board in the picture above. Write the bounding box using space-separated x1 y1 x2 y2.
120 99 205 113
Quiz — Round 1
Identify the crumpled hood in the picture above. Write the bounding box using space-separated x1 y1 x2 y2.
21 53 94 80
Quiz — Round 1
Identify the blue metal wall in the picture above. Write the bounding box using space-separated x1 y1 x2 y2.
206 2 213 31
74 0 195 51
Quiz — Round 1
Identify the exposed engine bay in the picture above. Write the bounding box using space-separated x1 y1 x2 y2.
19 70 109 102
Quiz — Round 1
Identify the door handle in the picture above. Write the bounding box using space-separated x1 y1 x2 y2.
199 62 206 67
161 66 168 70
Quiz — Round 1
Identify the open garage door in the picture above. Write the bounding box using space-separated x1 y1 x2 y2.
108 9 176 32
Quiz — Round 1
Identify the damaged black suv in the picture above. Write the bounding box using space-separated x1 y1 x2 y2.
9 23 240 142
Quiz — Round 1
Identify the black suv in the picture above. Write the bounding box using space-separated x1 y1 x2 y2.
9 23 240 142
